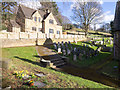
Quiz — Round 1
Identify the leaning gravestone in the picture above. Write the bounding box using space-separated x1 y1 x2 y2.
67 49 71 55
53 43 57 50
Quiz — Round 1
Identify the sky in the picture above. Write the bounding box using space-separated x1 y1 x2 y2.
19 0 118 29
56 1 117 28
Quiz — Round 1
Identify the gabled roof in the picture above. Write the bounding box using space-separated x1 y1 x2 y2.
10 20 20 28
38 10 46 18
18 4 61 25
19 4 36 19
54 16 61 26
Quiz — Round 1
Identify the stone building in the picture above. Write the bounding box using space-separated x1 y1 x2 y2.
114 1 120 60
8 4 62 36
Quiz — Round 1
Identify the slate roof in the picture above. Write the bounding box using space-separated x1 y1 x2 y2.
19 4 61 25
114 1 120 31
20 4 36 19
10 20 20 28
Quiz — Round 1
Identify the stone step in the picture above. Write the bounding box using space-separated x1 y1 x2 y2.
50 58 62 62
54 62 66 67
52 59 65 65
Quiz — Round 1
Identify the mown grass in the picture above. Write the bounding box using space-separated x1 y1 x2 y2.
64 28 111 36
99 60 119 79
2 46 112 88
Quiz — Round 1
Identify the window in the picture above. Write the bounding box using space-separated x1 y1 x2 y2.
34 17 37 21
32 27 36 31
49 19 54 24
49 29 54 33
57 31 60 34
38 17 40 22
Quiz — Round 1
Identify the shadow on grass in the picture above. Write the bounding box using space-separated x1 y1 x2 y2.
14 56 45 67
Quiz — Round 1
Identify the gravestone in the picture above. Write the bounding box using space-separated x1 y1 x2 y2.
68 41 71 44
110 40 113 45
74 47 77 52
67 49 71 55
86 45 89 47
70 46 73 52
34 81 46 88
53 43 57 50
73 54 77 61
79 53 83 60
58 47 61 53
103 38 104 45
58 42 60 46
62 49 66 56
98 47 102 52
100 41 103 45
61 41 64 46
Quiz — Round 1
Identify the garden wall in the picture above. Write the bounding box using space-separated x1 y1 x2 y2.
1 38 87 48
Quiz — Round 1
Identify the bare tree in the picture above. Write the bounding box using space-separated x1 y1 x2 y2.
72 0 103 36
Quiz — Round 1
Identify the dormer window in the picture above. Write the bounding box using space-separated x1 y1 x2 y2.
39 17 40 22
34 17 37 22
49 19 54 24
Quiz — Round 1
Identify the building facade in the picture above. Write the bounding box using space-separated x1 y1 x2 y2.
114 1 120 60
8 5 62 37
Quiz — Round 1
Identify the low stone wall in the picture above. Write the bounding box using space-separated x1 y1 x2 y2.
0 32 85 39
1 38 87 48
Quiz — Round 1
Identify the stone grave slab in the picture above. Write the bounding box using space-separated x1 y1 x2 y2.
34 81 46 88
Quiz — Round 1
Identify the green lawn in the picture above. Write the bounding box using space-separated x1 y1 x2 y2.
2 46 112 88
99 60 119 79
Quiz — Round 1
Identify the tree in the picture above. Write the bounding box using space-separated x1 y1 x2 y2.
1 2 17 30
71 0 103 36
2 2 17 22
110 21 114 37
40 2 58 15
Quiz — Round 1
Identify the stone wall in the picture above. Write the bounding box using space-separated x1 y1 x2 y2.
114 31 120 60
1 38 87 48
0 32 85 40
0 32 86 48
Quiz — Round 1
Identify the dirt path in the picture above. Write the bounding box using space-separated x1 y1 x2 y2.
36 45 120 88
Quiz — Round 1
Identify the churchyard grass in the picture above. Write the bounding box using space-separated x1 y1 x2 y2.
2 46 112 88
99 60 119 78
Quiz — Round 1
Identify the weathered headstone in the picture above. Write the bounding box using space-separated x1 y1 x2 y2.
73 54 77 61
53 43 57 50
79 53 82 60
61 41 64 46
67 49 71 55
62 49 66 56
110 40 113 45
58 47 61 53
